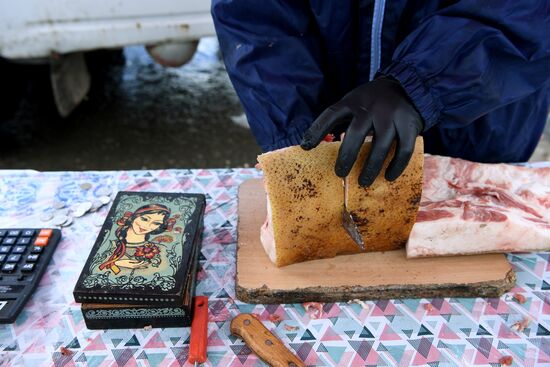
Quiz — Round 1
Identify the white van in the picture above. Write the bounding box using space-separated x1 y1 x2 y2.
0 0 214 116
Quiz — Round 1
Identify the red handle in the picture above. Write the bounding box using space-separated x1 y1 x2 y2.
189 296 208 364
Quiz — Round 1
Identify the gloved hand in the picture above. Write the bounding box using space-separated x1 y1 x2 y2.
301 76 423 186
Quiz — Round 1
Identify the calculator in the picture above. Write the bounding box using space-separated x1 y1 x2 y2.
0 228 61 323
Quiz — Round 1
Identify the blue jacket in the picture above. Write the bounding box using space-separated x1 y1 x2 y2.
212 0 550 162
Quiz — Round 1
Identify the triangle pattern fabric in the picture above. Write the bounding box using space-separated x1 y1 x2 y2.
287 333 298 342
409 337 434 359
146 352 169 366
325 346 346 364
124 335 140 347
322 327 343 341
377 343 388 352
317 343 328 353
85 355 107 367
301 329 316 341
497 341 509 349
477 325 492 336
144 332 166 349
111 348 137 367
289 342 314 361
466 337 494 359
537 324 550 336
343 330 355 339
3 168 550 366
171 347 189 366
83 334 107 351
402 329 413 338
418 325 433 336
66 337 81 349
75 353 87 363
385 345 406 365
360 326 375 339
348 340 373 360
229 344 252 364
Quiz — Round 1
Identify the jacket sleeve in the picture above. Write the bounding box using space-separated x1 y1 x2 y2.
212 0 326 151
380 0 550 130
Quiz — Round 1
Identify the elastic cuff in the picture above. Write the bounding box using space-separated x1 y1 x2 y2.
261 129 305 152
379 61 441 130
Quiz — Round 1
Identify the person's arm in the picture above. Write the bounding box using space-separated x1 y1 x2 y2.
303 0 550 186
382 0 550 130
212 0 326 151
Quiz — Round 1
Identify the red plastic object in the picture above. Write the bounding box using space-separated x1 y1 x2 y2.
38 229 53 238
189 296 208 365
34 237 49 247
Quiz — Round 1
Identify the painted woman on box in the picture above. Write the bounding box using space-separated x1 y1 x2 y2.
98 204 180 275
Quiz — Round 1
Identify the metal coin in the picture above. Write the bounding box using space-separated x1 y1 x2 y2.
53 201 66 209
55 208 70 216
40 212 54 222
61 216 73 227
73 201 93 218
79 182 92 190
70 203 81 213
52 214 69 226
96 186 112 196
79 201 93 212
89 200 104 212
99 196 111 205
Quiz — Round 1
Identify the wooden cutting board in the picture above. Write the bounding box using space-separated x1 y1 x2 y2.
236 179 516 304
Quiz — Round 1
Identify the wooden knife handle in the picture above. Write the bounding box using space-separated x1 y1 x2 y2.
230 314 305 367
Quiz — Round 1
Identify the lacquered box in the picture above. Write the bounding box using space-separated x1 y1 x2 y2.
73 191 205 329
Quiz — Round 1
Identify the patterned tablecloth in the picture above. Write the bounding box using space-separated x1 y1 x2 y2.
0 168 549 367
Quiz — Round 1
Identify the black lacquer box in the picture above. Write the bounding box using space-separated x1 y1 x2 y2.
73 191 205 329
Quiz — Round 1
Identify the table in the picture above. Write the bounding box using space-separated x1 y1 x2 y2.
0 168 549 367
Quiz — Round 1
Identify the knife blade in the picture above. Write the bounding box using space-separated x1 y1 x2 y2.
342 178 366 251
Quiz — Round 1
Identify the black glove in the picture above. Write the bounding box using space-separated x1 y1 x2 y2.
301 76 423 186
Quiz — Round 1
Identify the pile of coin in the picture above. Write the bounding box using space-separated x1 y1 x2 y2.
40 183 114 227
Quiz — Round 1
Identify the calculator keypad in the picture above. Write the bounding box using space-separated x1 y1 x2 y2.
0 229 47 274
21 264 35 272
26 254 39 262
38 229 52 238
2 263 15 272
2 238 16 245
34 237 49 247
16 238 30 245
7 255 21 263
0 228 61 324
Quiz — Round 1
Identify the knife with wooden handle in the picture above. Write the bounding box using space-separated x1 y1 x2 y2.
230 314 305 367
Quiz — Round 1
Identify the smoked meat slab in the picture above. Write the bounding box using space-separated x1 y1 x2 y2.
236 179 515 304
